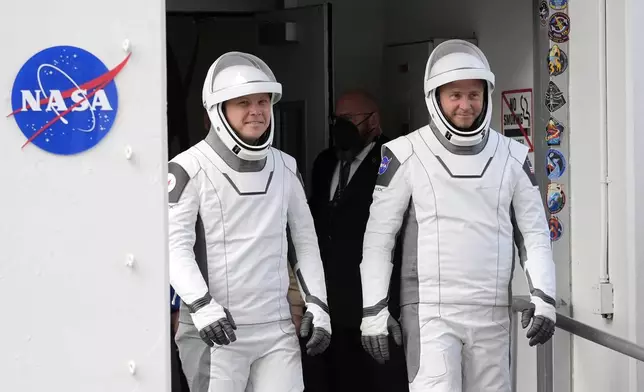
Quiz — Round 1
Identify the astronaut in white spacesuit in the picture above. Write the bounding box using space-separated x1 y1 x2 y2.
168 51 331 392
358 40 557 391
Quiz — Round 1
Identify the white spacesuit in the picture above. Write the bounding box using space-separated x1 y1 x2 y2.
359 40 556 392
168 52 331 392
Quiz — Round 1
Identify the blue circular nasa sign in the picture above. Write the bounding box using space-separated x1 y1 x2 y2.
10 45 120 155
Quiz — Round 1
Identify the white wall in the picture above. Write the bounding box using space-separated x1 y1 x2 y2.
570 0 644 391
0 1 169 391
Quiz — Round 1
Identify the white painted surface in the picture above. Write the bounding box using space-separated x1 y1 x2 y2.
0 1 170 391
570 0 644 391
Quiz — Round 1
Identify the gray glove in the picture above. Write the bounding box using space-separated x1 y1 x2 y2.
299 303 331 356
360 308 403 364
521 296 556 346
188 293 237 347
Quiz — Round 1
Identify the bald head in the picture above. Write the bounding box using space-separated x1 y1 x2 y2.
334 90 382 140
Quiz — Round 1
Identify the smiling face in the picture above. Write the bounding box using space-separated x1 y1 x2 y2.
223 93 272 143
438 79 486 129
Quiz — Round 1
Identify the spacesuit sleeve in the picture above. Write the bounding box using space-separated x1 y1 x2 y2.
286 168 329 312
168 162 210 307
511 156 557 306
360 145 413 313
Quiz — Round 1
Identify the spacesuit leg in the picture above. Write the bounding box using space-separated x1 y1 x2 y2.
461 306 512 392
175 304 252 392
401 304 463 392
245 320 304 392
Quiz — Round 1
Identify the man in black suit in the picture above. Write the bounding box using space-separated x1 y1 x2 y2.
302 90 408 392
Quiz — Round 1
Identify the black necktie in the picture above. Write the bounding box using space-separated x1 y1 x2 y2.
333 160 351 201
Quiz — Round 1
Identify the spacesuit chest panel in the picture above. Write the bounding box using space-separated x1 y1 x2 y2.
408 129 516 305
192 143 291 323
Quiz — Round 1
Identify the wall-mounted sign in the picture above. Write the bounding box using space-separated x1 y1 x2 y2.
8 45 130 155
501 88 534 152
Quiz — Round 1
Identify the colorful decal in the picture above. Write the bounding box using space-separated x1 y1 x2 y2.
8 45 130 155
539 1 550 26
545 81 566 112
378 156 391 175
546 149 567 180
549 0 568 10
548 12 570 43
549 216 563 242
548 44 568 76
546 116 564 146
547 183 566 214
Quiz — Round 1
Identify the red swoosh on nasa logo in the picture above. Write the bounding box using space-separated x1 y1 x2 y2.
7 53 131 118
10 53 131 149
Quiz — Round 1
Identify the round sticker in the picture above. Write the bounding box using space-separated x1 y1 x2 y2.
549 0 568 10
9 45 128 155
546 116 564 146
539 1 550 26
549 216 563 242
168 173 177 193
547 183 566 214
548 12 570 43
546 149 567 180
548 44 568 76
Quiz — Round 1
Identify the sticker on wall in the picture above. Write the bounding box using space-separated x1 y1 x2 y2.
548 44 568 76
539 1 550 26
545 116 564 145
549 216 564 242
549 0 568 10
547 183 566 214
545 81 566 112
546 148 567 180
7 45 130 155
548 12 570 43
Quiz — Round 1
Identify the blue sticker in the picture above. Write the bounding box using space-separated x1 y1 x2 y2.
546 148 566 180
378 156 391 175
9 45 129 155
549 0 567 10
547 183 566 214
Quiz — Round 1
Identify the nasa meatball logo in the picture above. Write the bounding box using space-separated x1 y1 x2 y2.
168 173 177 193
8 45 130 155
378 156 391 175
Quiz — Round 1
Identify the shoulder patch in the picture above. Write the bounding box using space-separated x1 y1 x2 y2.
376 147 402 187
168 162 191 203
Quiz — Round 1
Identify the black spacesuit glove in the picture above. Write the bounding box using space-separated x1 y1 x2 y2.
188 294 238 347
299 304 331 356
521 297 556 347
361 312 403 365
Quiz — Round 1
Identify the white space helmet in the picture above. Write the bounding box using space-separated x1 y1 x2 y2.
424 40 495 146
202 52 282 161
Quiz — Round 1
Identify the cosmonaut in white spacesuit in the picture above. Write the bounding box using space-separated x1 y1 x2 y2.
358 39 557 391
168 51 331 392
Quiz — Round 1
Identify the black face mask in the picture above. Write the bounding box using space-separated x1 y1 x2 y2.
330 116 374 162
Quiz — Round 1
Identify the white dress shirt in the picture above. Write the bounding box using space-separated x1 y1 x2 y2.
329 141 376 201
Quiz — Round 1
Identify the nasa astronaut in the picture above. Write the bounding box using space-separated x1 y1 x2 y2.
168 51 331 392
359 39 557 391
